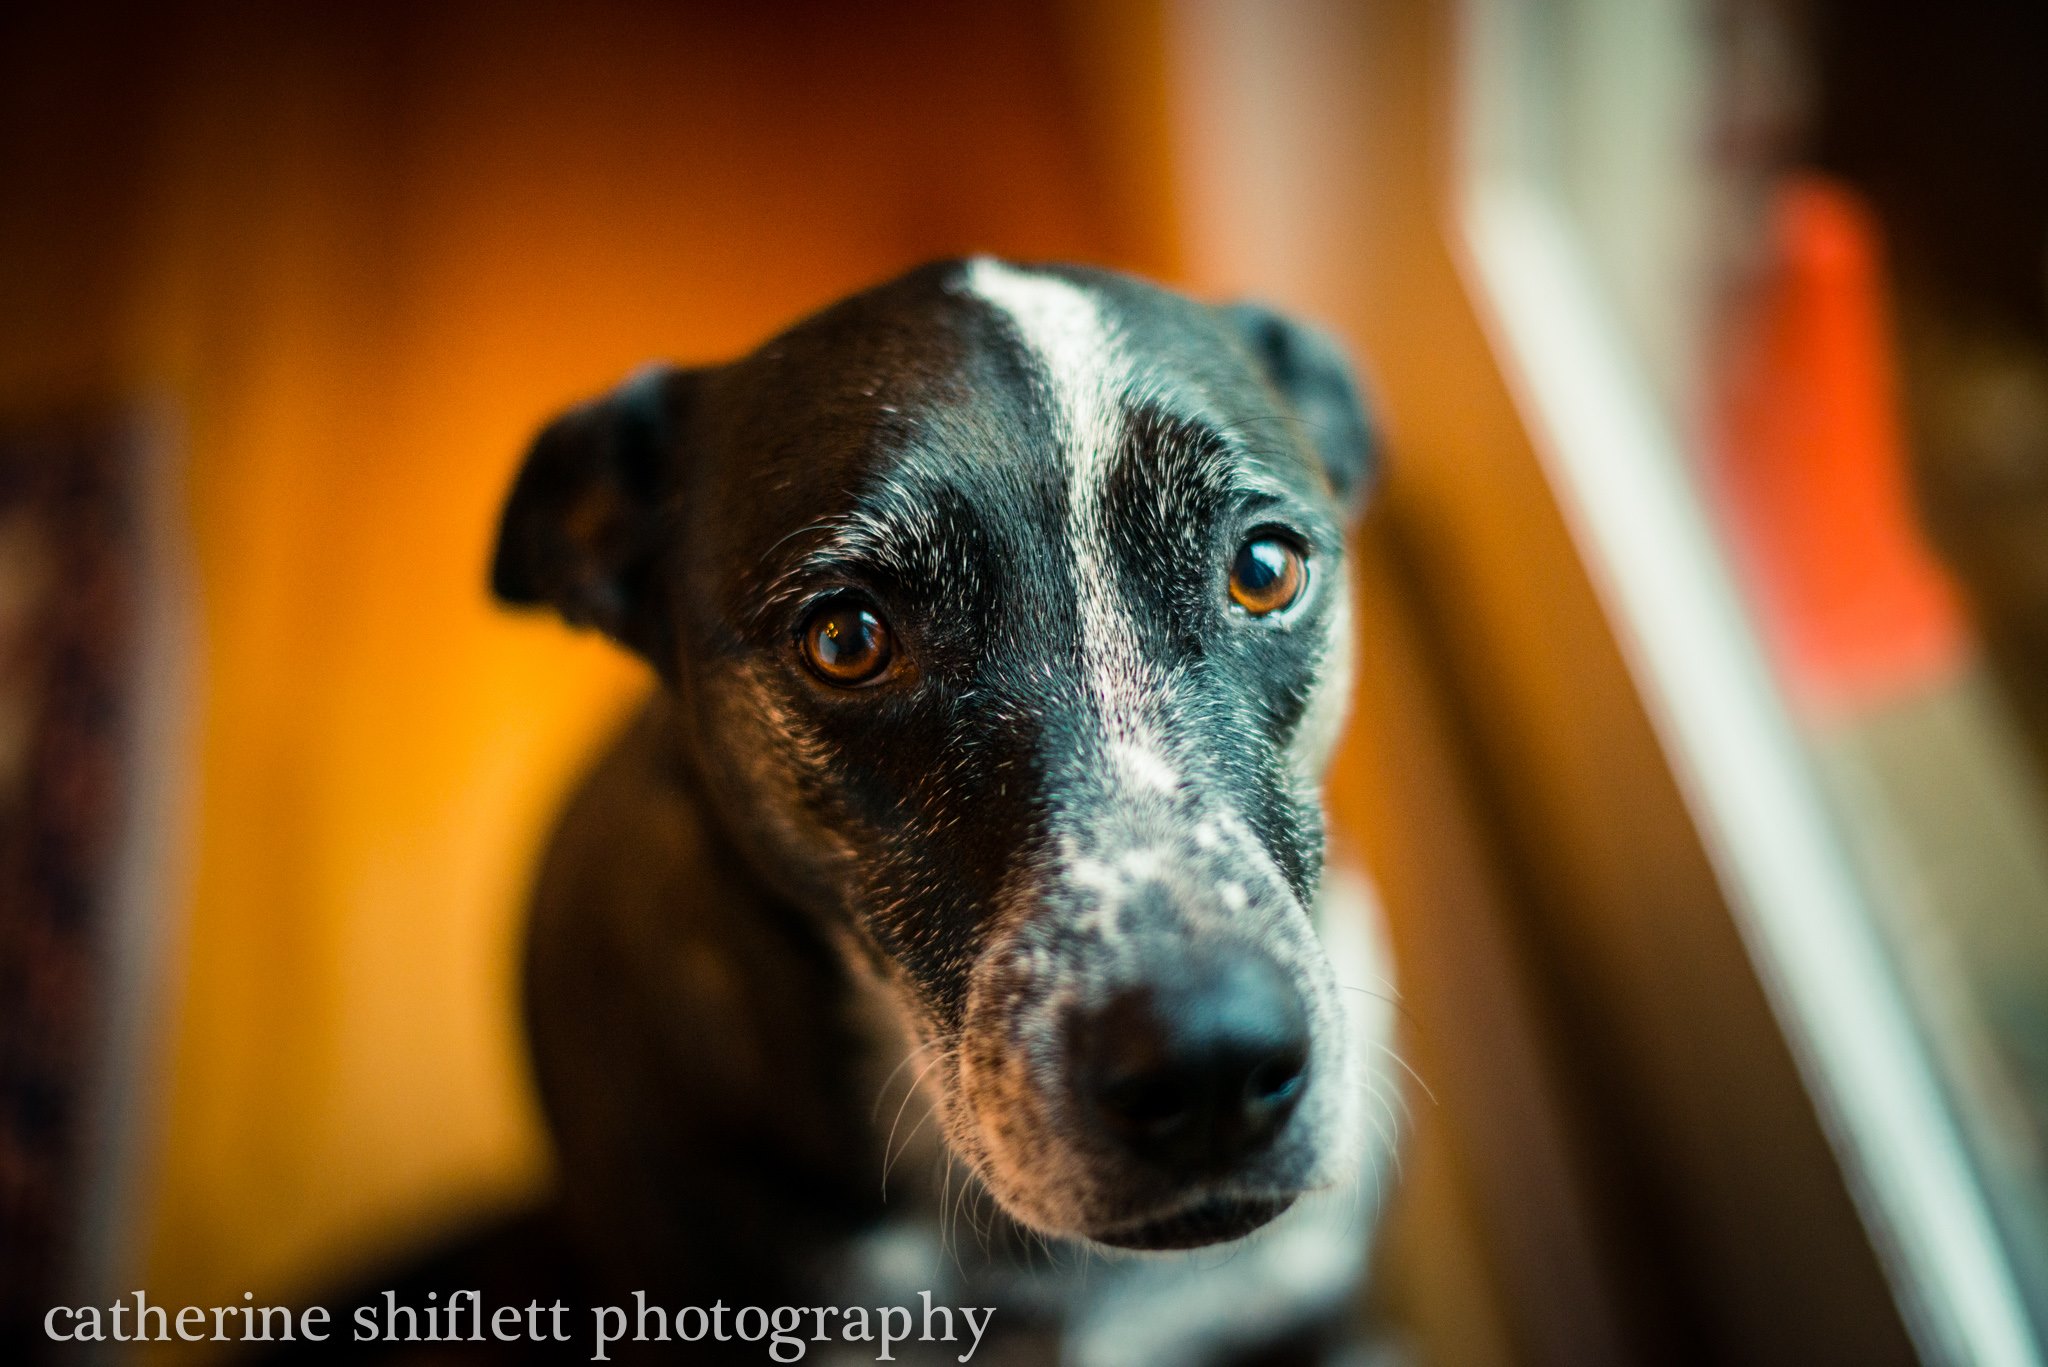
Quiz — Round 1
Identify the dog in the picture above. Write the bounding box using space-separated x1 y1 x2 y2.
491 258 1400 1365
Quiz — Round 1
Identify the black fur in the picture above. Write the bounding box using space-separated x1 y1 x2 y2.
482 259 1385 1364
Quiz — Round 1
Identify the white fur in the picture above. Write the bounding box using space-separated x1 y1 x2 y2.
962 259 1170 799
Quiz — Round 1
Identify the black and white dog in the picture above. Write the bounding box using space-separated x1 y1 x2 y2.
492 258 1399 1365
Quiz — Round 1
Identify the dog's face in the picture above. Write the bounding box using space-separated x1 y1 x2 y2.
494 259 1377 1250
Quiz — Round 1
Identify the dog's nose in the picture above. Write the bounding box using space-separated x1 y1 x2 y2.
1078 951 1310 1175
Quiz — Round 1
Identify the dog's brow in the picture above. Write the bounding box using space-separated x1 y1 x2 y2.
1124 406 1262 491
1131 395 1325 492
755 498 954 620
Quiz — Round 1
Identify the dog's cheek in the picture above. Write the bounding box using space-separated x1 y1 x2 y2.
693 666 868 904
952 933 1097 1235
1287 577 1356 788
1298 887 1384 1192
1215 753 1326 906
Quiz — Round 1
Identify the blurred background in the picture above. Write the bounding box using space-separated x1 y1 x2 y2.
2 2 2044 1364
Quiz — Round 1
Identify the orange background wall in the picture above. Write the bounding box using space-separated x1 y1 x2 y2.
3 0 1176 1309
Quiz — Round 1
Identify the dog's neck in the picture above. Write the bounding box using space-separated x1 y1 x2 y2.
524 695 888 1294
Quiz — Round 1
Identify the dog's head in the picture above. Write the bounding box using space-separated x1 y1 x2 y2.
494 259 1377 1250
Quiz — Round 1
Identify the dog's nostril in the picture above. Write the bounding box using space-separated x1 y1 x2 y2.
1246 1052 1306 1105
1078 949 1310 1176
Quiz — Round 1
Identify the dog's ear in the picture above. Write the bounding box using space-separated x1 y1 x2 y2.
491 364 696 670
1219 302 1378 514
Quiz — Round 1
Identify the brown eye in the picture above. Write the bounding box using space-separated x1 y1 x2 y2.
800 601 894 685
1228 536 1307 616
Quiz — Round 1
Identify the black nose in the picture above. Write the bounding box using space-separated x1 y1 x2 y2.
1077 951 1310 1176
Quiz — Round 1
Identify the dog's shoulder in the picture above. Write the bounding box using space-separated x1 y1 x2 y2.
530 696 696 912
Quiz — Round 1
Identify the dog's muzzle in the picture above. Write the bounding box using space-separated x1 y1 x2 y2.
953 796 1352 1248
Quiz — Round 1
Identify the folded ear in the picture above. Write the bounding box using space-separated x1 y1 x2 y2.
491 364 696 670
1218 302 1379 514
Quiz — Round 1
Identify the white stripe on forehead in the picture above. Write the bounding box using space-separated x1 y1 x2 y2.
961 258 1179 795
961 258 1128 509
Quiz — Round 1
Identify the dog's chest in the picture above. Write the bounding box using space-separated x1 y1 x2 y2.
819 1193 1371 1367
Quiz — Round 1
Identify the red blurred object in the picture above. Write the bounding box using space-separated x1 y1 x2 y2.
1712 175 1969 716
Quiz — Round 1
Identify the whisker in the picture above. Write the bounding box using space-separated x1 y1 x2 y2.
971 1183 997 1257
1335 979 1424 1034
870 1039 937 1122
882 1100 940 1200
881 1050 948 1198
1364 1079 1404 1187
1364 1036 1437 1108
947 1159 977 1280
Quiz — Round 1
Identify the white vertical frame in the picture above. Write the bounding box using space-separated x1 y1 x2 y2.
1454 2 2042 1364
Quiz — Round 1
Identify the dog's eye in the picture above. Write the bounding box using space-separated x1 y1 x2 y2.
800 600 894 686
1228 536 1307 616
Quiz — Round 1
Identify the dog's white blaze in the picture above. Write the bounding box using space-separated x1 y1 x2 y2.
962 258 1171 799
953 261 1381 1250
